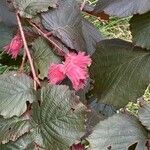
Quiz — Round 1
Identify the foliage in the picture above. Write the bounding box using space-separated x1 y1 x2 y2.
0 0 150 150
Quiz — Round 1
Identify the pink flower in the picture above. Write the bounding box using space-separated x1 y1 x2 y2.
48 52 91 91
48 63 65 84
64 52 91 90
3 33 23 59
65 52 92 69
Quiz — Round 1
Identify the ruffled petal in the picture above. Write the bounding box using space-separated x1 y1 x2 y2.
47 52 92 91
3 33 23 59
64 61 89 91
48 64 66 84
65 52 92 69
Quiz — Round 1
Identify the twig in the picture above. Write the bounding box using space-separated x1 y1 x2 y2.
16 13 40 90
19 51 26 73
80 0 87 11
29 21 63 52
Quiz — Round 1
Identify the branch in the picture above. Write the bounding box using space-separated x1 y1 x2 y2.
29 21 64 52
16 13 40 90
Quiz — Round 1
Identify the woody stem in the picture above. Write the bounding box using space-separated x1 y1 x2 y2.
29 21 63 51
16 13 40 90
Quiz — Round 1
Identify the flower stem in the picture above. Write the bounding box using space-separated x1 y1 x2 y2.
16 13 40 90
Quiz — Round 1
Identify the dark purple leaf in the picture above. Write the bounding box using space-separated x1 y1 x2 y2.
42 0 86 51
94 0 150 17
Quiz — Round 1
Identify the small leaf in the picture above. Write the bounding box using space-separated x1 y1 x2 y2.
32 85 86 149
139 101 150 131
13 0 59 18
94 0 150 17
88 114 148 150
130 11 150 50
90 39 150 109
0 72 36 118
42 0 86 51
0 116 31 144
32 37 61 79
0 23 15 51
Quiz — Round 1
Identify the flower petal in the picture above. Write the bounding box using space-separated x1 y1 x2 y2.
65 63 89 91
48 64 66 84
65 52 92 69
3 33 23 59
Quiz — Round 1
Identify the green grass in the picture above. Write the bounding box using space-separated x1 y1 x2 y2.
86 0 132 41
85 15 132 41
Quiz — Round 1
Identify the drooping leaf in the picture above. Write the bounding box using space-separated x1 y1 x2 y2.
0 0 17 26
0 116 31 144
32 37 61 79
13 0 59 18
90 39 150 109
94 0 150 17
139 101 150 131
88 114 148 150
42 0 86 51
32 85 86 149
0 23 15 51
33 85 85 150
82 19 103 55
130 11 150 50
0 72 36 118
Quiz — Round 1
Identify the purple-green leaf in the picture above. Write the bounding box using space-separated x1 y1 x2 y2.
90 39 150 108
